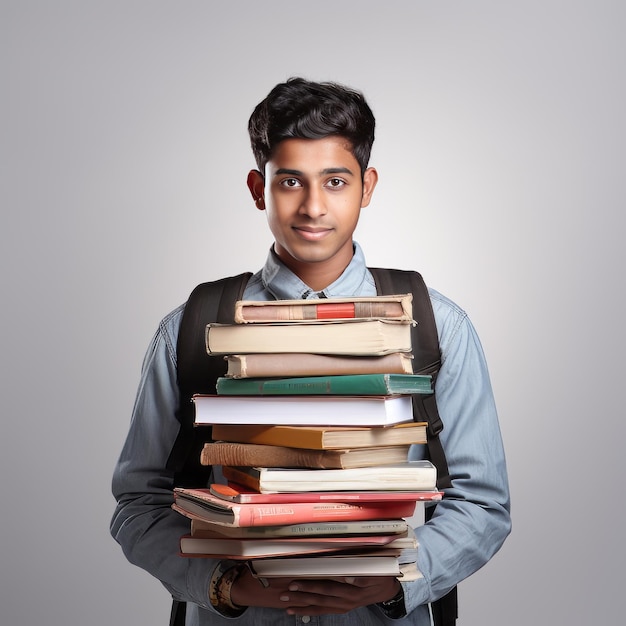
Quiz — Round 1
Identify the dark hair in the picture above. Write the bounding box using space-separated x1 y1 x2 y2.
248 77 375 175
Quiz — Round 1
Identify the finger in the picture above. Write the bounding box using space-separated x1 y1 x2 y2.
280 582 369 614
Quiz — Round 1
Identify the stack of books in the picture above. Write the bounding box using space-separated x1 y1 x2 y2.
210 294 417 378
172 294 442 580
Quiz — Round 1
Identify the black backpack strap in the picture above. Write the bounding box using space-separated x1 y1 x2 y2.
369 267 457 626
169 599 186 626
429 587 458 626
368 267 451 490
168 273 252 626
167 272 252 487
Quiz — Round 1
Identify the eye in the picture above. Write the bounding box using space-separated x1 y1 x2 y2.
280 178 302 188
326 178 346 188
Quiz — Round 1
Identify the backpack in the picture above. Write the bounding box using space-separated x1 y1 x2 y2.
168 267 457 626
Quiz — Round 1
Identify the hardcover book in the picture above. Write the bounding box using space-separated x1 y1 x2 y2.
200 442 411 469
207 483 443 505
224 352 414 379
210 422 428 450
233 294 413 323
215 373 432 396
189 517 411 539
179 531 416 559
248 553 403 579
205 319 413 356
172 488 418 527
221 461 437 494
192 394 414 427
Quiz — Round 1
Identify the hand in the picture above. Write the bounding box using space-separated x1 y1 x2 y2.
280 576 402 616
231 567 402 615
230 566 296 609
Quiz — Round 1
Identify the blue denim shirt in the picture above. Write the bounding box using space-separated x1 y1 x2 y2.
111 242 511 625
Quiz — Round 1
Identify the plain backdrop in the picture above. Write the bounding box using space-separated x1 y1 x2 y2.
2 2 624 624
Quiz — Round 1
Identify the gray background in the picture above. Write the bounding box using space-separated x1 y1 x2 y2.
2 1 624 624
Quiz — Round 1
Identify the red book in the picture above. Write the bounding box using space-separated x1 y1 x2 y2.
172 487 418 527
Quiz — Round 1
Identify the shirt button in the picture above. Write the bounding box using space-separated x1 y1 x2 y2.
301 617 311 624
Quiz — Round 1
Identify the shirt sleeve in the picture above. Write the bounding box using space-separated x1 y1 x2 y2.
401 290 512 612
109 306 225 612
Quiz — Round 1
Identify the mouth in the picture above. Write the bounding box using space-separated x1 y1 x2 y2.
292 226 333 241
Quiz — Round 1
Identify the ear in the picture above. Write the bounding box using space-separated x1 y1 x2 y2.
360 167 378 208
247 169 266 211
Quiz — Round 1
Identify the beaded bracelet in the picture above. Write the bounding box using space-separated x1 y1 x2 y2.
208 561 246 617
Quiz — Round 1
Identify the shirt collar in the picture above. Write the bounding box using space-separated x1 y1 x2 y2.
261 241 372 300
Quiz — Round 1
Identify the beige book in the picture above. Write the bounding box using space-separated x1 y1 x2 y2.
179 532 414 559
225 352 413 378
189 517 411 539
222 461 437 493
205 319 413 356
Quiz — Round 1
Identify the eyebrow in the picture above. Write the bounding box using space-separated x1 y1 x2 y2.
274 167 355 177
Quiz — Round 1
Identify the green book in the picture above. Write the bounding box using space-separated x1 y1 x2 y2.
215 373 433 396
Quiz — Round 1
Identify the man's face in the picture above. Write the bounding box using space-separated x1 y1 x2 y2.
248 136 377 288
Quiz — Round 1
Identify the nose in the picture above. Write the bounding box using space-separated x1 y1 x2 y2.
299 186 327 218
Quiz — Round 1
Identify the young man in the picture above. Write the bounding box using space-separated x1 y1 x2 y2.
111 77 511 625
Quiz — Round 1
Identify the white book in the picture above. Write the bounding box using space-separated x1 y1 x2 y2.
248 553 402 579
192 394 414 427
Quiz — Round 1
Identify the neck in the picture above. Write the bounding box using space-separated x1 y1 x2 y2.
294 265 344 292
275 248 354 293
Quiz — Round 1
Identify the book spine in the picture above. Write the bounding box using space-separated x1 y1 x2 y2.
248 554 402 578
238 301 406 322
179 533 410 558
223 464 437 494
190 518 409 538
200 442 335 469
192 394 414 427
217 374 431 396
216 374 391 396
211 425 324 449
226 353 414 379
209 483 436 504
221 467 428 506
205 320 413 356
